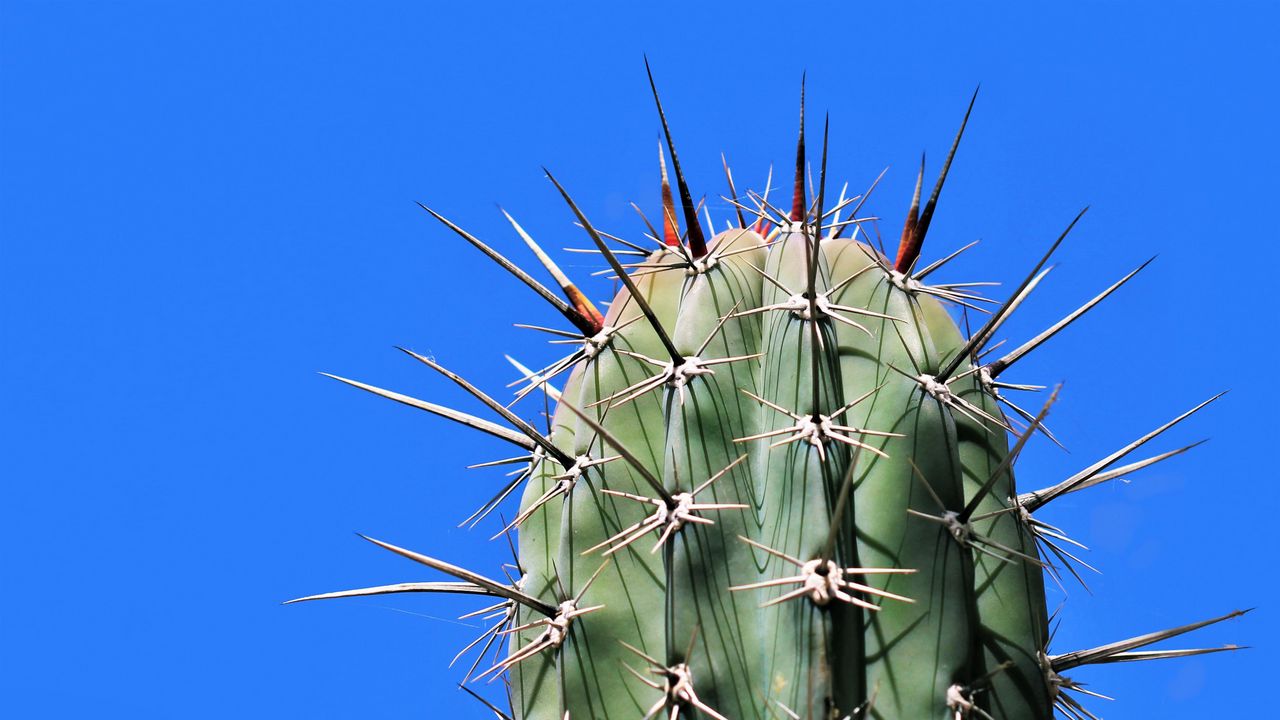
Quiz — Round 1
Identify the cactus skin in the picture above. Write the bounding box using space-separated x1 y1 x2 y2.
290 72 1246 719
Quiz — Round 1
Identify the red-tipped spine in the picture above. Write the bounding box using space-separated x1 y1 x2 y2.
658 143 680 246
500 207 605 336
894 87 979 273
565 287 605 334
790 74 807 223
893 155 926 273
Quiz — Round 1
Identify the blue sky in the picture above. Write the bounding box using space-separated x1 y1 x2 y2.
2 1 1275 717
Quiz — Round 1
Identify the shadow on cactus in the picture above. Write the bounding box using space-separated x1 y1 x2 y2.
289 63 1246 719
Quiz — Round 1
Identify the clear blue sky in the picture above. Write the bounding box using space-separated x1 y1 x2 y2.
2 1 1274 717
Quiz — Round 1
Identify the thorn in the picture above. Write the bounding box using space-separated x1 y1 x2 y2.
557 400 673 505
722 153 747 228
893 154 925 273
499 207 605 334
987 257 1154 377
644 56 707 258
504 355 563 402
585 456 747 557
831 167 887 242
822 445 862 563
544 168 683 364
354 534 555 615
320 372 535 451
396 348 575 469
1021 392 1224 511
658 141 681 246
480 585 605 680
791 73 806 222
458 685 515 720
961 384 1061 520
284 580 490 605
807 112 830 301
621 646 730 720
417 202 596 336
1050 609 1249 672
1068 440 1206 491
730 537 915 610
754 165 774 236
895 86 979 273
936 207 1087 382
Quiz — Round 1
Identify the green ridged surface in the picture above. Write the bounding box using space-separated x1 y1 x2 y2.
507 231 1030 718
662 230 767 719
918 298 1052 719
552 252 683 719
753 231 854 717
827 239 974 718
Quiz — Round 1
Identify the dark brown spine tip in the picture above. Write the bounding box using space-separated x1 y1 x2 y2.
644 57 707 259
791 75 807 222
685 209 708 259
899 87 979 272
893 154 926 273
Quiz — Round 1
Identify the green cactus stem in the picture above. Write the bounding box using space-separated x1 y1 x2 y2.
289 66 1245 719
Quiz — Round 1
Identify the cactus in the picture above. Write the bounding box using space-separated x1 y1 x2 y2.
290 65 1244 719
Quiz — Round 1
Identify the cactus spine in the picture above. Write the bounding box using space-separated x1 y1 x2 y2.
291 66 1244 719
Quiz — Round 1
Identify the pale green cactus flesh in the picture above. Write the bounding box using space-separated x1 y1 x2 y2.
290 68 1245 719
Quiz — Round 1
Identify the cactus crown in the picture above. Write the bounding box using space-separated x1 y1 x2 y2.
291 65 1244 719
